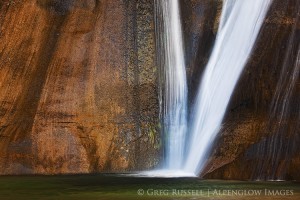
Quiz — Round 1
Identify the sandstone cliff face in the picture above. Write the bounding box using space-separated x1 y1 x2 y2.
0 0 299 180
0 0 159 174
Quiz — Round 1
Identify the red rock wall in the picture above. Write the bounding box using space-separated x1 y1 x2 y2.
0 0 299 180
0 0 159 174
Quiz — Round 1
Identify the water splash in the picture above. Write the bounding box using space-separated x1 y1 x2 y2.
184 0 272 175
133 170 196 178
155 0 188 170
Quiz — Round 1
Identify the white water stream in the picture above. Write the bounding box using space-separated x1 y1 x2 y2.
184 0 272 175
156 0 188 170
148 0 272 177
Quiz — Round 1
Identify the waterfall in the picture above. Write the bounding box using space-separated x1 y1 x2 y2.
184 0 272 175
155 0 188 170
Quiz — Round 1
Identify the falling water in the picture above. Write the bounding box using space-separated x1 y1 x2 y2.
155 0 188 170
184 0 272 175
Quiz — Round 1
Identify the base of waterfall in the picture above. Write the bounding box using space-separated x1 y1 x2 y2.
131 170 197 178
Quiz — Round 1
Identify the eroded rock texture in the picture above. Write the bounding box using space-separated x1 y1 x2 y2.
0 0 159 174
